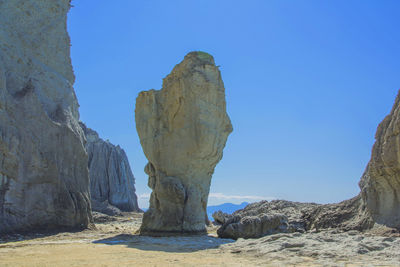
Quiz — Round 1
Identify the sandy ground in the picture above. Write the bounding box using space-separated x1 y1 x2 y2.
0 212 399 267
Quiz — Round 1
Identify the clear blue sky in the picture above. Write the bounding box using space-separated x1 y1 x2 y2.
68 0 400 208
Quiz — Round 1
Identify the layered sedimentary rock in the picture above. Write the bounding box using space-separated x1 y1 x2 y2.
135 51 233 234
80 123 140 215
360 91 400 229
0 0 91 233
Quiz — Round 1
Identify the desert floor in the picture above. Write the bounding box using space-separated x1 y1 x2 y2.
0 213 399 267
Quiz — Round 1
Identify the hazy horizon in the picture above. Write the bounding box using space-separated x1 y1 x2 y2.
68 0 400 209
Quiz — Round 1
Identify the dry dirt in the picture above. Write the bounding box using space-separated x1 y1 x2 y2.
0 212 399 267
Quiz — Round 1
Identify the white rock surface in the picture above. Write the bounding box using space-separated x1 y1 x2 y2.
135 51 232 234
0 0 91 233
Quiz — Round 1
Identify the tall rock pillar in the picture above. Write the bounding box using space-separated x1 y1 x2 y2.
135 52 232 234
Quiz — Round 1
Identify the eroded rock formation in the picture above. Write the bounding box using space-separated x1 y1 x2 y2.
212 211 233 225
217 198 374 239
217 200 316 239
303 195 373 231
360 91 400 229
80 123 140 215
135 51 232 234
0 0 91 233
218 212 289 239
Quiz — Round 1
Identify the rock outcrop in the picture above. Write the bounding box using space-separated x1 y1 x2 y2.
303 195 373 231
217 200 316 239
216 199 374 239
212 211 233 225
360 91 400 229
135 51 233 234
218 212 289 239
0 0 92 233
80 123 140 215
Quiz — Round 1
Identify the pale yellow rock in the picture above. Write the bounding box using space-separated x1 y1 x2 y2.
135 51 232 234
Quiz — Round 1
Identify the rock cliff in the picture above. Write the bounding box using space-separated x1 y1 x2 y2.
360 91 400 229
135 51 233 234
80 123 140 215
0 0 91 233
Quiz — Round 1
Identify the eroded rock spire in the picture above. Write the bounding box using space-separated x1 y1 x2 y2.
0 0 91 233
135 51 232 234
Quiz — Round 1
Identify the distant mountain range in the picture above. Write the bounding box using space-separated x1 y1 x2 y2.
207 202 249 221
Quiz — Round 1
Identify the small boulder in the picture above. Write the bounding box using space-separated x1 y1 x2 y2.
212 211 233 225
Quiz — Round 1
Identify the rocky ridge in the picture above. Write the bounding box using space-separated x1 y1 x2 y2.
216 198 374 239
135 51 232 234
80 123 140 215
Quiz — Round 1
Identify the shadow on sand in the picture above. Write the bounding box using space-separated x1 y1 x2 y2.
93 234 234 253
0 225 92 245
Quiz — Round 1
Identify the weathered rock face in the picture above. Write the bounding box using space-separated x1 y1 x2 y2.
360 91 400 229
217 200 316 239
216 198 374 239
303 195 373 231
135 51 233 234
218 212 289 239
80 123 140 215
212 211 233 225
0 0 92 233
